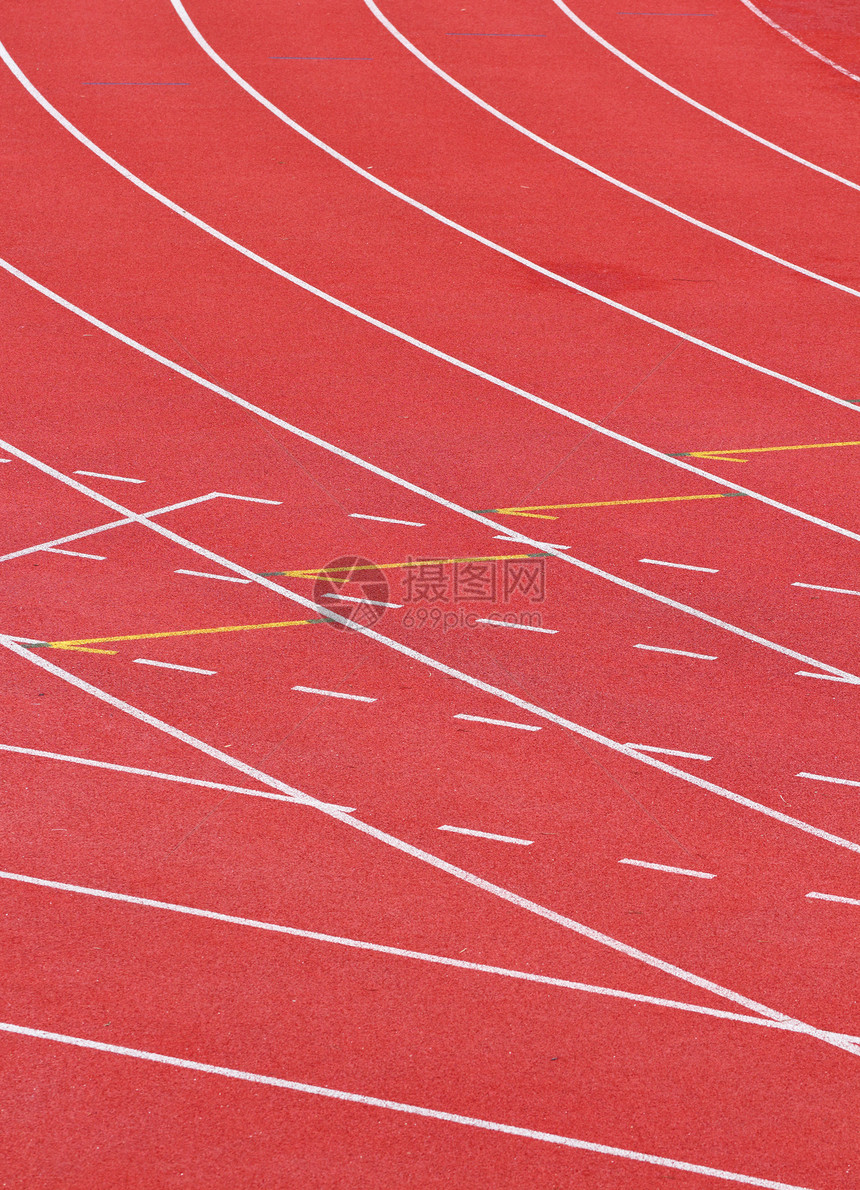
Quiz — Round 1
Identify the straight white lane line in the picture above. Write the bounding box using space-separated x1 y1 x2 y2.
640 558 719 573
620 858 716 879
439 825 534 844
292 685 376 702
634 644 717 659
795 671 859 683
322 593 403 608
624 744 712 760
4 264 860 690
175 568 251 583
475 618 557 633
547 0 860 191
133 658 217 675
806 891 860 907
214 492 282 504
737 0 860 84
793 582 860 597
797 772 860 788
44 548 105 559
5 868 855 1039
0 742 354 807
0 1021 817 1189
74 470 145 484
3 641 855 1058
349 513 425 526
454 713 542 731
5 443 860 871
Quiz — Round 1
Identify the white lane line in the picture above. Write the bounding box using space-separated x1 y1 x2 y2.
793 582 860 597
8 30 860 470
620 858 716 879
0 742 353 808
440 824 534 844
5 868 855 1041
797 771 860 788
0 459 11 462
3 641 855 1058
795 670 860 684
6 447 860 872
738 0 860 84
454 713 541 731
634 644 717 659
322 593 403 608
214 492 282 504
133 658 216 675
74 470 145 484
0 1022 815 1189
292 685 376 702
475 618 557 634
44 548 105 559
360 0 860 284
546 0 860 192
175 568 251 583
806 891 860 907
640 558 719 573
624 744 712 760
494 536 570 548
349 513 425 526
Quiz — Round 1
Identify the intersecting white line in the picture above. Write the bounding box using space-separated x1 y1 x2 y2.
454 713 542 731
625 744 712 761
737 0 860 84
74 469 145 483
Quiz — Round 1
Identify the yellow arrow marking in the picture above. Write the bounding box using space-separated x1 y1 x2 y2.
685 439 860 464
490 492 735 517
45 619 321 650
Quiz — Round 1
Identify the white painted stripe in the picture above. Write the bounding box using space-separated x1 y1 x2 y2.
640 558 719 573
806 891 860 907
475 618 557 634
545 0 860 192
175 568 251 583
795 670 860 684
322 593 402 608
0 743 354 809
0 1020 815 1188
494 536 569 548
797 771 860 788
454 713 542 731
6 867 856 1040
620 858 716 879
0 459 10 463
74 470 144 484
44 548 105 560
624 744 712 761
738 0 860 84
292 685 376 702
133 658 217 675
635 644 717 659
349 513 425 526
793 582 860 597
440 824 534 844
214 492 282 504
2 640 855 1057
3 271 860 697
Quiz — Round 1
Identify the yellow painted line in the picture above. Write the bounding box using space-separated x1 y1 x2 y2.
274 553 542 579
45 619 320 650
685 440 860 463
491 492 734 517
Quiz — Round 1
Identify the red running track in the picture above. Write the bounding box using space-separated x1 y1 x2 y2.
0 0 858 1185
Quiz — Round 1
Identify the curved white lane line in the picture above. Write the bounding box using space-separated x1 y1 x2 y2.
548 0 860 190
2 34 859 432
4 253 860 690
737 0 860 84
171 0 860 306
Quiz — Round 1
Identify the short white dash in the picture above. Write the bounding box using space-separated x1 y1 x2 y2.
797 771 860 788
806 891 860 907
795 670 860 684
74 470 145 484
475 618 557 634
0 459 11 463
322 593 402 608
619 858 715 879
493 536 570 549
793 582 860 597
134 658 216 675
175 569 251 584
292 685 376 703
634 644 717 660
624 744 712 761
454 713 541 731
640 559 719 573
213 492 282 505
44 548 106 560
439 824 533 845
349 513 425 526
